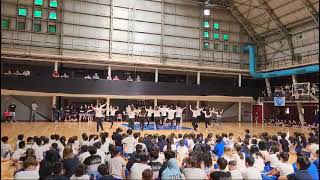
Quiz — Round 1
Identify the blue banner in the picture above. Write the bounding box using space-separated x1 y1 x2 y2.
274 97 285 106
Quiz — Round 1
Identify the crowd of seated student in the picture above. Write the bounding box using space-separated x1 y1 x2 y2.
261 83 319 98
4 70 31 76
1 128 319 180
263 118 319 129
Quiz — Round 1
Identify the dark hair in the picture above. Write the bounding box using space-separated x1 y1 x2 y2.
297 156 311 170
18 141 26 149
82 133 88 141
75 164 87 177
135 144 143 152
88 146 97 155
1 136 8 143
250 145 260 155
164 150 176 160
228 160 237 166
258 141 266 151
18 134 24 141
94 142 102 149
281 133 287 139
245 156 255 166
217 158 228 170
179 139 185 146
279 152 290 162
23 157 38 169
51 143 58 149
251 139 257 145
270 146 279 153
35 137 42 146
98 164 109 176
142 169 153 180
139 153 149 163
127 129 133 135
52 162 64 175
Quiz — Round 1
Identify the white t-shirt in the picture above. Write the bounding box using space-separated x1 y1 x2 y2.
195 108 202 117
130 163 152 180
127 110 135 119
163 144 177 152
14 170 39 180
176 146 189 164
160 107 168 116
176 108 185 118
122 136 136 154
190 109 198 118
12 148 26 161
243 166 262 180
146 109 153 117
109 156 126 179
97 149 106 163
154 110 161 117
110 108 117 116
275 162 294 176
94 107 104 118
1 143 12 158
79 151 91 163
167 109 176 120
230 169 243 180
31 103 38 111
101 138 113 154
70 174 90 179
33 144 44 161
182 168 207 180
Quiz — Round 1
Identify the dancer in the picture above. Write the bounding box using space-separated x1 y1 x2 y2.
153 106 161 130
138 106 147 131
146 106 153 126
160 105 168 126
64 105 71 122
83 104 88 122
189 105 199 131
175 105 186 127
109 105 119 128
167 106 176 129
92 100 108 132
202 107 212 129
213 108 224 129
127 105 136 130
79 105 85 122
87 104 94 122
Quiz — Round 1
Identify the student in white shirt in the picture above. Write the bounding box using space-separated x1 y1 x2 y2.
108 149 126 179
153 106 161 130
167 106 176 129
100 133 113 155
92 100 108 132
1 136 12 159
228 160 243 180
14 157 40 180
182 156 207 180
79 145 91 163
175 106 186 127
146 106 153 126
130 153 152 179
202 108 212 129
33 137 44 162
70 163 90 180
127 106 136 130
243 156 262 180
122 129 136 158
12 141 26 162
268 152 294 177
109 106 119 128
16 134 24 150
160 105 168 126
176 140 189 166
189 105 200 131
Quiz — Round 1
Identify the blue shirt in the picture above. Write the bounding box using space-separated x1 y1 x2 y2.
213 142 224 158
292 163 319 180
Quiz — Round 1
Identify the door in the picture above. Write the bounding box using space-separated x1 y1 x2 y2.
252 105 263 123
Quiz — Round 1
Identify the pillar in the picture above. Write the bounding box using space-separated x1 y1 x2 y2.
155 69 159 82
238 101 242 122
238 74 242 87
292 75 305 125
197 71 201 85
52 96 57 107
196 100 200 107
154 99 158 107
54 61 59 72
265 78 272 96
107 65 111 78
106 97 110 116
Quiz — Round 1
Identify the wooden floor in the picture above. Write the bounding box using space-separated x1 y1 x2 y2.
1 121 312 179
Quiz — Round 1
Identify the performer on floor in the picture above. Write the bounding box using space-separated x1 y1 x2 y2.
64 105 71 122
175 105 186 127
138 106 147 131
213 108 224 129
160 105 169 126
109 105 119 128
203 107 212 129
87 104 94 122
146 106 153 126
127 105 136 130
92 100 108 132
189 105 199 131
153 106 161 129
83 104 88 122
79 105 86 122
167 106 176 129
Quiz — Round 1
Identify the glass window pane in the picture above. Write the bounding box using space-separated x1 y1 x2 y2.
34 23 41 32
34 10 42 18
232 45 238 53
18 8 27 16
50 0 58 7
35 0 43 5
224 44 229 51
17 22 25 30
49 12 57 20
214 44 219 50
203 42 209 49
213 33 219 39
203 31 209 38
223 34 229 41
1 20 9 29
48 25 56 33
203 21 209 28
213 23 219 29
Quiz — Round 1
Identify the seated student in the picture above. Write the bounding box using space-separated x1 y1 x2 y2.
313 150 319 169
46 162 68 180
52 71 60 78
70 163 90 180
62 145 80 178
176 140 189 166
160 157 182 180
182 156 207 180
97 163 115 180
84 146 102 176
280 156 313 180
5 70 12 75
113 75 119 80
127 75 133 82
148 147 162 179
268 152 294 177
213 136 225 159
14 157 39 180
108 148 126 179
1 136 12 160
22 70 30 76
243 156 262 180
39 150 60 180
12 141 26 162
130 153 152 179
209 157 231 180
280 133 290 153
61 73 69 78
14 70 22 75
84 75 92 79
228 160 243 180
93 73 100 80
142 169 153 180
106 75 112 80
136 75 141 82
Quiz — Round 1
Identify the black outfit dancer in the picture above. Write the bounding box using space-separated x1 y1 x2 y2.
109 106 119 128
189 105 199 131
52 104 59 122
153 107 161 130
175 106 186 127
202 108 212 129
146 106 153 126
92 100 108 132
138 107 147 131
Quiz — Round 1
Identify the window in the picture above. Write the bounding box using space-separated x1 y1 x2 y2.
17 22 26 30
285 107 290 114
50 0 58 7
203 42 209 49
34 10 42 18
34 0 43 5
49 11 57 20
213 33 219 39
232 45 238 53
204 9 210 16
203 21 209 28
18 8 27 16
1 19 9 29
223 44 229 51
213 23 219 30
203 31 209 38
48 25 56 33
214 44 219 50
223 34 229 41
34 23 41 32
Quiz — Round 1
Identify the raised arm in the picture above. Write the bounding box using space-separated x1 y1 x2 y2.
189 105 193 111
100 99 108 108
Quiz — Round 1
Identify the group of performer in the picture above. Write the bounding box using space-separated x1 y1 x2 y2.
51 99 225 132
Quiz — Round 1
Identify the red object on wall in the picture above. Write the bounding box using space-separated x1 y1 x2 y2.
252 105 263 123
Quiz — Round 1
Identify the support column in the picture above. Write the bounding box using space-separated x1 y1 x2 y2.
154 99 158 107
196 100 200 107
197 71 201 85
238 101 242 122
107 65 112 78
155 69 159 82
238 74 242 87
54 61 58 72
106 98 110 117
292 75 305 125
52 96 57 107
265 78 272 96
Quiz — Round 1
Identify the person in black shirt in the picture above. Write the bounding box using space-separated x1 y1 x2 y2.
279 133 289 152
52 104 59 122
84 146 102 175
209 158 231 180
9 103 17 122
98 163 116 180
112 128 123 154
39 150 60 180
127 144 144 171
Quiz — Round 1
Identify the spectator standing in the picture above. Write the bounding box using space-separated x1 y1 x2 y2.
31 101 38 122
9 103 17 122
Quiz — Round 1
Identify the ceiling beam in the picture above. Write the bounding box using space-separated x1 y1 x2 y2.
256 0 296 62
299 0 319 27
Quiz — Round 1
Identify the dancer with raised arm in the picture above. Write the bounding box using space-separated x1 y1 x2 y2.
127 105 136 130
167 105 176 129
202 107 212 129
213 108 224 129
146 106 153 126
153 106 161 130
160 105 168 126
92 99 108 132
138 106 147 131
109 105 119 128
175 105 186 127
189 105 199 131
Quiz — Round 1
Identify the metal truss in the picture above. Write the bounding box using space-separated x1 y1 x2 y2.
299 0 319 27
